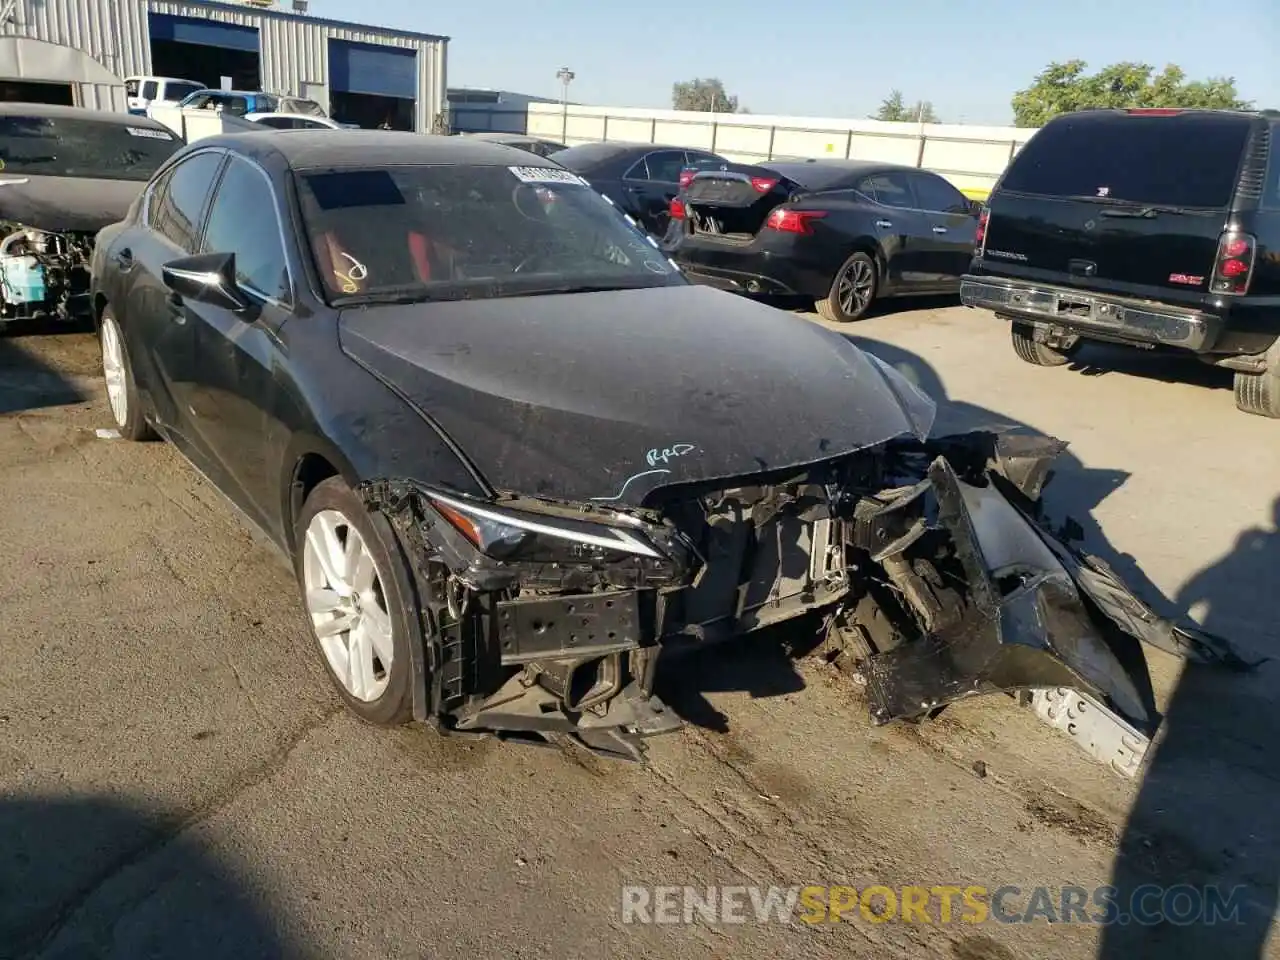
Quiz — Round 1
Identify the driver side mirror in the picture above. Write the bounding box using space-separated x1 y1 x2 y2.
162 251 253 312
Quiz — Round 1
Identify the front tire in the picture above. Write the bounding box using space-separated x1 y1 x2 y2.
294 477 416 726
1011 321 1076 367
99 308 155 441
816 252 877 323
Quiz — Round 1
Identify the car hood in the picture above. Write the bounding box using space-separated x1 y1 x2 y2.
0 174 146 233
338 284 935 506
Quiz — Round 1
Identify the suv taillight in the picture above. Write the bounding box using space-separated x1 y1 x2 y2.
1211 230 1256 295
764 208 826 234
669 197 686 220
974 207 989 257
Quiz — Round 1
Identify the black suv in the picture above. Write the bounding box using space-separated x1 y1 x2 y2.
960 108 1280 417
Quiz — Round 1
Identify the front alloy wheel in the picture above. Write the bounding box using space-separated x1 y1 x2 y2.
303 509 396 702
99 310 154 441
294 477 415 725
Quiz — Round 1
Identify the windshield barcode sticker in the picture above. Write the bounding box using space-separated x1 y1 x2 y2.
508 166 586 185
126 127 174 140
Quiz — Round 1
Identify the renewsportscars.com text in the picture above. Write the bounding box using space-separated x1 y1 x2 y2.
620 884 1249 926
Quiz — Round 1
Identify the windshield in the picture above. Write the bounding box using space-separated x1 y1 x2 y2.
298 163 686 303
0 116 181 181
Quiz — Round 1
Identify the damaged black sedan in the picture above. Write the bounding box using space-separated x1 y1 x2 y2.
90 131 1252 770
0 103 181 329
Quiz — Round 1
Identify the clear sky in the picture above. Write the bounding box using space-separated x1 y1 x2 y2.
305 0 1278 125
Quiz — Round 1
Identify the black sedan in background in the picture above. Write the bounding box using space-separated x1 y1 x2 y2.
550 140 726 235
663 159 982 321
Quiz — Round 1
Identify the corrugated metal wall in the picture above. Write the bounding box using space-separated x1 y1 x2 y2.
3 0 447 131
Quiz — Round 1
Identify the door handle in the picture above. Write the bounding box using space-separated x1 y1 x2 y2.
932 226 949 234
875 219 893 229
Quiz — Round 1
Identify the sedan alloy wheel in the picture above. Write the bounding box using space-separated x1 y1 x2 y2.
302 508 396 702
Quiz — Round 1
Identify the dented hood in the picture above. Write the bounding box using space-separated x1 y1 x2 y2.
0 174 145 233
339 284 934 505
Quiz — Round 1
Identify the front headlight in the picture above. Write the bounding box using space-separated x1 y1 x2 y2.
425 491 665 564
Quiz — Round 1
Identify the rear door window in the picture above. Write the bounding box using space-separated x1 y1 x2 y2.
911 172 970 213
644 151 688 184
141 81 158 100
1000 113 1251 208
858 172 915 208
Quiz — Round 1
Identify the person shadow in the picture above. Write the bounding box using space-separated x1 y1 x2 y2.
1098 500 1280 959
1 793 296 959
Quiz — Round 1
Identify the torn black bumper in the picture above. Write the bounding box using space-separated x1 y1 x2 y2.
360 428 1257 768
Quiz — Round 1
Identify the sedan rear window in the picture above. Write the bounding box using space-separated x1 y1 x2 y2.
298 164 684 303
1000 113 1251 208
0 116 181 181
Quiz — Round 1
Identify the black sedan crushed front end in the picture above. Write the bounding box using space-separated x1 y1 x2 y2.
360 427 1255 772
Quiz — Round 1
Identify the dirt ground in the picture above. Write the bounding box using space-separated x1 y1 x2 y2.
3 300 1279 960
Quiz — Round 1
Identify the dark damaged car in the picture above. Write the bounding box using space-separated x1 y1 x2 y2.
89 131 1253 773
0 103 182 329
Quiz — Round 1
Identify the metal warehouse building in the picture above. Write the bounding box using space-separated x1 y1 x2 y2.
0 0 448 131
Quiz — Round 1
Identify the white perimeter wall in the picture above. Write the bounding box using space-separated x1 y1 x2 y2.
507 103 1039 197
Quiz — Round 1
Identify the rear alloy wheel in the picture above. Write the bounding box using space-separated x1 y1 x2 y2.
817 252 878 323
99 309 155 441
1010 321 1077 367
295 477 415 725
1233 368 1280 418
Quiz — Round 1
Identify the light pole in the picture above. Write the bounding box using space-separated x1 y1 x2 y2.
556 66 575 141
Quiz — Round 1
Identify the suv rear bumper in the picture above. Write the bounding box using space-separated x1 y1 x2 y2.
960 275 1222 353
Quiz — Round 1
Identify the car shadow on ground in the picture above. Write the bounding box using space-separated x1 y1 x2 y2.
1 794 294 959
0 318 97 415
1065 341 1234 392
842 335 1280 955
1097 500 1280 959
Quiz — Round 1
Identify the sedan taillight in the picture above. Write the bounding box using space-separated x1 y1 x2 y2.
764 208 826 235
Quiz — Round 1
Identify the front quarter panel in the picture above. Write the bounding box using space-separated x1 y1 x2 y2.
268 312 487 549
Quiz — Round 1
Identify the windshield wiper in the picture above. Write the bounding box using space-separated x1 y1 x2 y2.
491 281 659 299
1099 204 1194 219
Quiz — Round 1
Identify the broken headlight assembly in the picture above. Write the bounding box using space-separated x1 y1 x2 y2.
425 491 670 565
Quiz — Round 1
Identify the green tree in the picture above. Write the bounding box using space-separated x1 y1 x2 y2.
1011 60 1251 128
873 89 939 123
672 78 740 113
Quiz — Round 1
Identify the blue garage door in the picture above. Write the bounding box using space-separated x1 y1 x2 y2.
328 40 417 99
149 14 260 52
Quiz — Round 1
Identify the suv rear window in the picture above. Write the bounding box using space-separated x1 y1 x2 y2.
1000 112 1251 209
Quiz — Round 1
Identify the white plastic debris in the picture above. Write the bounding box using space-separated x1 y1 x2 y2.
95 428 121 440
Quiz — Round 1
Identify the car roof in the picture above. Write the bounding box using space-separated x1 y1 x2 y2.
762 159 917 190
551 140 701 174
192 129 562 170
466 132 561 144
0 102 173 128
